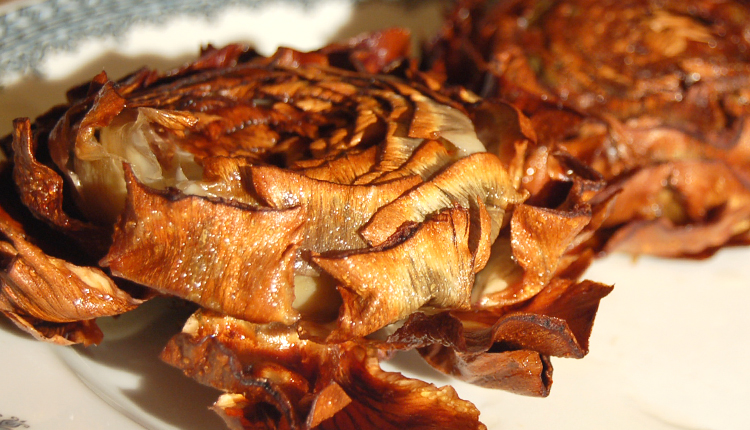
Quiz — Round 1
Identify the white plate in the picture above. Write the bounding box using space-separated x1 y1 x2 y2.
1 1 749 429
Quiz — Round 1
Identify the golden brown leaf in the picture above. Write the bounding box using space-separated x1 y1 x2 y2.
102 167 304 325
0 205 141 345
162 309 486 430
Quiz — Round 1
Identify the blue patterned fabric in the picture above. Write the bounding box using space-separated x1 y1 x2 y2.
0 0 317 78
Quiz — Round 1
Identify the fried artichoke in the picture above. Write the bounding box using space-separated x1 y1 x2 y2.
1 29 611 429
426 0 750 257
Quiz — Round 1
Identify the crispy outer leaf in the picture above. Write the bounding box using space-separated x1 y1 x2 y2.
11 118 110 254
390 278 612 395
0 205 141 345
421 346 553 397
315 207 480 340
360 152 527 247
161 309 486 430
249 164 422 255
102 167 305 325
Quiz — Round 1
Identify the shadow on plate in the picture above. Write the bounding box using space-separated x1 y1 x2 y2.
61 296 226 430
0 313 38 340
